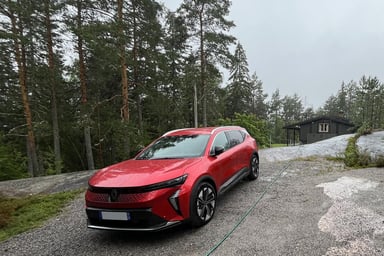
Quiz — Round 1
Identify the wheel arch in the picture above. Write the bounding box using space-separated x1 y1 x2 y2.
181 174 217 221
194 175 217 192
187 175 217 227
252 150 259 160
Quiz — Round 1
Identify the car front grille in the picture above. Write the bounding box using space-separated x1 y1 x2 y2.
87 190 154 203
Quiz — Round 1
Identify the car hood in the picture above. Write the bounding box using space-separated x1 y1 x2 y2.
89 158 202 188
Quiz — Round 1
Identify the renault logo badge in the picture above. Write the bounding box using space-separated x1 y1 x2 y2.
109 189 119 202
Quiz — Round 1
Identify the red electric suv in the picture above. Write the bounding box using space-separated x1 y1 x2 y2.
85 126 259 231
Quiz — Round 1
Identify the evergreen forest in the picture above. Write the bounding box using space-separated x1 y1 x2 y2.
1 0 383 180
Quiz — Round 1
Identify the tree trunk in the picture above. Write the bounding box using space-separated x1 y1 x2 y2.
118 0 130 155
84 126 94 170
9 4 40 176
77 0 95 170
199 4 207 127
194 83 198 127
132 1 143 133
44 0 61 173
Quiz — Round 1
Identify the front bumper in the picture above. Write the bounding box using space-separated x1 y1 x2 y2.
86 207 182 231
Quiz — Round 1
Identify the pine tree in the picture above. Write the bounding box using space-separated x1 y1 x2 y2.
40 0 65 173
64 0 95 170
1 0 40 176
180 0 236 126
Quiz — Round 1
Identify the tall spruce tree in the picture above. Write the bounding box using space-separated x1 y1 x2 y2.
251 72 268 120
225 43 253 118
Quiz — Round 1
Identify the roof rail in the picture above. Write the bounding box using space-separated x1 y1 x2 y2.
211 126 243 134
162 128 191 136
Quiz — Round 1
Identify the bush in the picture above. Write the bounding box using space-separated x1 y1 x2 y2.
0 133 28 181
375 156 384 167
356 122 373 136
344 131 384 168
217 113 269 147
344 136 359 167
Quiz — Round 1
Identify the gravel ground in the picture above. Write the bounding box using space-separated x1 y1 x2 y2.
0 132 383 256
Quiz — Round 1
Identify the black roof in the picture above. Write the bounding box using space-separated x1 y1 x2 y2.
283 115 354 129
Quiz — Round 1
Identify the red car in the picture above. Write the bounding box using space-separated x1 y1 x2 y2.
85 126 259 231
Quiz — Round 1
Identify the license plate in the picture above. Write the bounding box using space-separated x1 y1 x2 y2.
100 211 130 221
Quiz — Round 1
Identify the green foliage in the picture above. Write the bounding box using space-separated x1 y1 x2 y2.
0 134 27 181
326 156 345 162
270 144 286 148
217 113 269 147
42 150 64 176
343 132 383 168
322 76 384 130
225 43 254 118
1 0 383 179
344 136 360 167
375 156 384 167
356 122 373 136
0 189 83 241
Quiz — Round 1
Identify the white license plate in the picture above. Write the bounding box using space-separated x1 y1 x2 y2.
100 211 130 221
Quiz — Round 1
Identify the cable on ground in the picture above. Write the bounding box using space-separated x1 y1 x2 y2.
204 148 302 256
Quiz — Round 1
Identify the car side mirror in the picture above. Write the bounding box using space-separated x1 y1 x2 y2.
211 146 225 156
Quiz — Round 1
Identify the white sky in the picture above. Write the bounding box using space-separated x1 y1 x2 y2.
163 0 384 109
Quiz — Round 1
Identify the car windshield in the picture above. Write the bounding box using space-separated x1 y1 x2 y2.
136 134 210 160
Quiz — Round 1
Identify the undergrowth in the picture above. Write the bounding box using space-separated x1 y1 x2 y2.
0 189 83 242
343 125 384 168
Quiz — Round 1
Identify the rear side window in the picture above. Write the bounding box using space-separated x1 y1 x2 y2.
226 130 245 148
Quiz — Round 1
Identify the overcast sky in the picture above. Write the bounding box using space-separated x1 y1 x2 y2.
164 0 384 109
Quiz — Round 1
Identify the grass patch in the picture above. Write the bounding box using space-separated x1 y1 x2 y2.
270 144 286 148
375 155 384 167
343 126 384 168
325 156 345 162
294 156 318 161
0 189 83 242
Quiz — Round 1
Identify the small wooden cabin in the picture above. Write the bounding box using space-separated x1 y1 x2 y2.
283 116 354 145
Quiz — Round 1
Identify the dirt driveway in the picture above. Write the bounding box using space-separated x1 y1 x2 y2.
0 156 383 256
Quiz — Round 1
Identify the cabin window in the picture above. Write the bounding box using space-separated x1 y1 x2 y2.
318 123 329 133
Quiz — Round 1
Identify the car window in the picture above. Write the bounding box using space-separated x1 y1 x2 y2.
210 132 229 154
136 135 210 159
240 130 247 140
226 130 245 148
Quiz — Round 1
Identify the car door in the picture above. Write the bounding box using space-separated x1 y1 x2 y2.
207 131 234 187
225 130 248 176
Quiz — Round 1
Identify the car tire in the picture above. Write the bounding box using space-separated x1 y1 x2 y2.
189 181 217 227
248 154 259 180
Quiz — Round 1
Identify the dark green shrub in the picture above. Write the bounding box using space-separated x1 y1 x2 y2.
344 136 359 167
357 122 373 136
217 113 269 147
0 133 27 181
374 155 384 167
357 150 372 167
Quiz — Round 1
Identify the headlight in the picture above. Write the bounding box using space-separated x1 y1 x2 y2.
142 174 188 191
